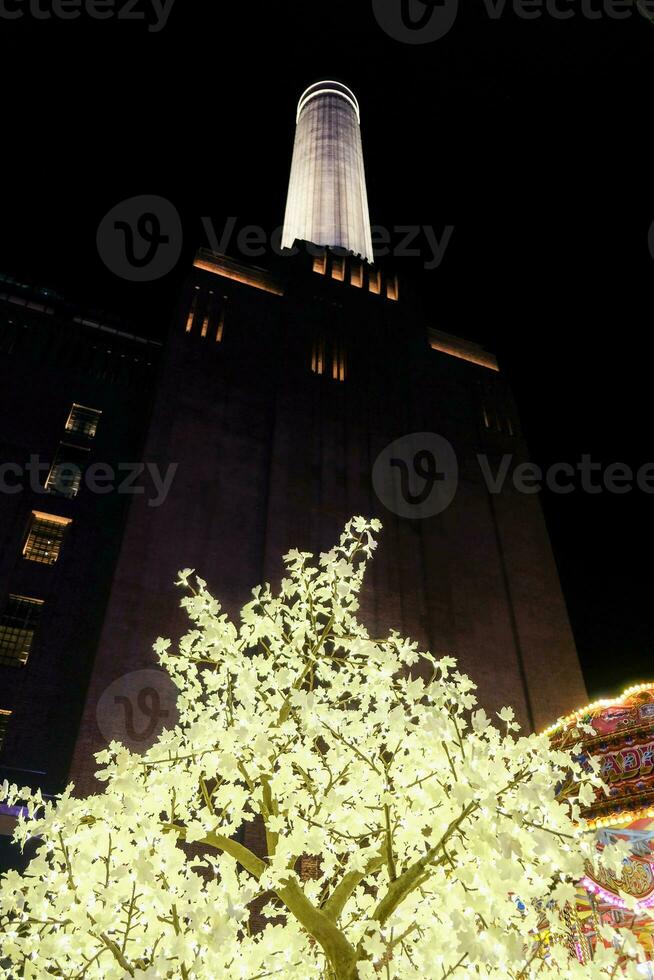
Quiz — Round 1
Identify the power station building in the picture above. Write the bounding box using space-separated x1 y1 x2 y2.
0 83 588 847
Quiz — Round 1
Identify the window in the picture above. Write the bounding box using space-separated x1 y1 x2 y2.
45 444 89 498
311 335 326 375
331 256 345 282
368 269 381 295
0 596 43 667
23 511 72 565
313 252 327 275
350 263 363 288
0 710 10 752
65 403 102 438
299 854 321 881
386 274 399 301
311 336 346 381
215 309 225 343
481 392 515 438
332 340 347 382
188 290 226 342
185 290 199 333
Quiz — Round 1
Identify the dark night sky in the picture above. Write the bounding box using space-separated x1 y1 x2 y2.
1 1 652 699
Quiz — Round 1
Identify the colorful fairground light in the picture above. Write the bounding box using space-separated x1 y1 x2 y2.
547 683 654 971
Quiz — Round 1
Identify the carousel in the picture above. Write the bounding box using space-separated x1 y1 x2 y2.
547 683 654 966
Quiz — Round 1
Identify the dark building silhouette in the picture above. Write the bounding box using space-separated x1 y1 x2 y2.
0 82 588 861
68 239 587 804
0 273 160 863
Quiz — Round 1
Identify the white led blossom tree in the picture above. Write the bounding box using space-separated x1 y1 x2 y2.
0 518 650 978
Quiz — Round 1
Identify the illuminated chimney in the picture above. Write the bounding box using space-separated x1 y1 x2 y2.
282 81 374 264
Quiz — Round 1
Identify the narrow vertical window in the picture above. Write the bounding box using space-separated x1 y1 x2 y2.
65 404 102 438
185 288 200 333
368 268 381 295
331 256 345 282
215 310 225 343
313 252 327 275
0 596 44 667
332 341 347 382
386 274 399 301
202 290 215 338
23 512 72 565
350 263 363 288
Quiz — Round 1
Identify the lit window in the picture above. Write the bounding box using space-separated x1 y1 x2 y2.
0 596 43 667
350 263 363 288
311 335 326 375
299 854 320 880
386 274 399 301
331 256 345 282
23 512 72 565
215 309 225 343
190 291 226 342
313 253 327 275
185 286 201 333
312 337 346 380
185 293 198 333
200 290 214 339
332 341 347 382
0 710 10 751
65 404 102 439
368 269 381 295
45 444 89 498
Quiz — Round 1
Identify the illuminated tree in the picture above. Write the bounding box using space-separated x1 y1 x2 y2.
0 518 649 978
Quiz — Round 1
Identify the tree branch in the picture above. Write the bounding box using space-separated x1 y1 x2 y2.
97 932 135 976
275 875 358 978
322 852 386 923
371 802 478 929
163 822 267 881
